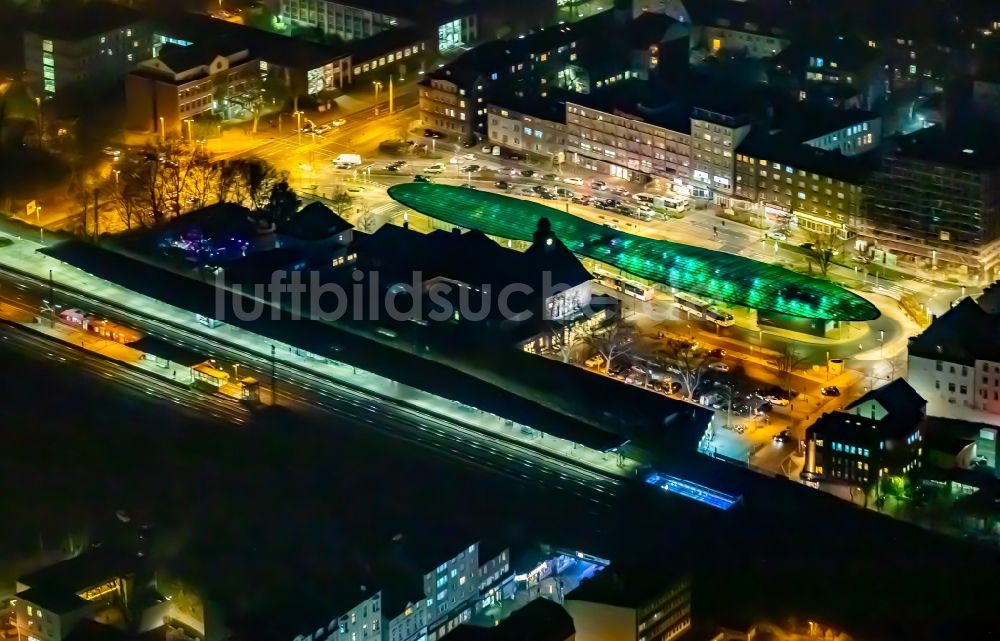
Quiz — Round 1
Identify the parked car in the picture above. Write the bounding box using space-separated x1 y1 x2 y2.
708 348 726 358
521 169 535 177
765 230 787 241
313 124 332 134
539 191 556 200
610 187 630 197
413 174 431 182
462 139 477 148
532 184 548 194
331 118 347 126
461 165 481 173
563 176 584 185
102 146 122 160
543 173 559 181
773 431 791 443
495 180 511 189
425 163 445 174
852 255 871 264
821 386 841 397
555 187 574 198
571 196 592 205
763 395 789 406
708 362 731 372
463 153 476 160
591 180 608 190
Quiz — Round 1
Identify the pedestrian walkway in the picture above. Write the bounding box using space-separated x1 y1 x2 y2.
0 228 638 479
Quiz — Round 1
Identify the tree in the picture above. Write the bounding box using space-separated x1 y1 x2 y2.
106 172 145 230
805 231 840 277
773 344 804 400
214 159 244 204
226 73 288 134
327 189 354 218
584 315 634 375
655 338 709 399
236 158 285 212
354 202 377 232
262 181 300 226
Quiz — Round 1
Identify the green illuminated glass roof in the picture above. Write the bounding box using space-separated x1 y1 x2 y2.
388 183 880 321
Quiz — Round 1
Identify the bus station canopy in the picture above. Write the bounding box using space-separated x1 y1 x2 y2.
387 183 879 321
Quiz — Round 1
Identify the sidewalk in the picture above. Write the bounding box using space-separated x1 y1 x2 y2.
0 228 638 479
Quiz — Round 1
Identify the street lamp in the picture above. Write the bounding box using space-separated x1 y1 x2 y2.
184 118 193 142
879 329 885 360
294 111 303 144
373 80 383 102
112 169 120 185
159 116 165 142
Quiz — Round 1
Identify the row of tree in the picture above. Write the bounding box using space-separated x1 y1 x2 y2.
105 143 300 231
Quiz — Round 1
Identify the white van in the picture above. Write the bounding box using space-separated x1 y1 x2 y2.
661 194 689 212
425 163 445 174
333 153 362 166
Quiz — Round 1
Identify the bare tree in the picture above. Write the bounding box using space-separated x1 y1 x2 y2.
237 158 285 212
106 173 144 230
773 344 804 399
354 202 377 232
328 189 354 218
214 159 244 204
655 338 709 399
584 316 634 374
185 148 217 209
805 231 840 277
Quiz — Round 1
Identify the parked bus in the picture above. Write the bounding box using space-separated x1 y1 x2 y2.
661 194 689 212
593 267 655 301
675 293 735 326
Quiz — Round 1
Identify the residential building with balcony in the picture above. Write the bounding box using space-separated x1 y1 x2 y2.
688 106 752 200
802 379 926 485
661 0 791 60
773 36 888 110
24 1 151 96
125 44 261 135
857 125 1000 278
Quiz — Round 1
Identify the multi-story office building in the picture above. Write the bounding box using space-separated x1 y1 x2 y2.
803 379 926 484
734 133 872 236
419 70 479 141
688 106 752 199
565 87 691 186
564 566 691 641
125 44 261 135
279 0 403 42
775 36 887 110
487 95 568 164
858 125 1000 278
24 2 151 96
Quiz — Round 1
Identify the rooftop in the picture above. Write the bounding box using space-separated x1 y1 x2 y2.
151 42 249 76
908 297 1000 365
566 561 688 609
737 129 878 183
18 547 138 595
449 599 574 641
15 587 89 615
279 201 353 241
846 378 926 426
387 184 879 321
888 124 1000 171
28 2 143 40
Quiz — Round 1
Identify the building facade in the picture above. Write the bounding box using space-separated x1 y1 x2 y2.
126 45 261 135
279 0 400 41
487 102 567 163
689 107 752 199
24 5 152 96
803 379 925 484
419 74 478 141
564 571 691 641
858 127 1000 278
565 101 690 185
733 145 866 236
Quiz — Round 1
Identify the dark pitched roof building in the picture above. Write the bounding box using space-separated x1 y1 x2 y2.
279 202 353 242
908 297 1000 366
449 599 574 641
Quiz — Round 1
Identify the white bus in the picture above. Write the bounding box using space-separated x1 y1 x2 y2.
675 292 735 326
661 194 689 212
593 267 655 301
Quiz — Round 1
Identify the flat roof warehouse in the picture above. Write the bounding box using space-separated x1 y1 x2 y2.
387 184 879 321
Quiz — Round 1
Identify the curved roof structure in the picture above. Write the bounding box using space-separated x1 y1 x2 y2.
388 183 879 321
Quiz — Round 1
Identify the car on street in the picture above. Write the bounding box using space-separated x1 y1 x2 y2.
970 455 988 467
313 124 332 134
763 395 789 406
555 187 574 198
852 255 871 264
610 186 630 197
330 118 346 127
413 174 431 182
618 204 637 217
543 173 559 181
591 180 607 190
102 146 122 160
571 195 592 205
423 128 445 138
636 205 656 218
482 145 493 153
392 160 407 169
495 180 511 189
463 153 476 160
563 176 584 185
708 348 726 358
800 242 815 251
765 230 787 241
521 169 535 177
708 362 731 372
519 187 535 196
532 184 548 194
821 385 841 397
462 140 477 147
773 430 791 443
461 165 481 173
449 156 462 164
538 191 556 200
425 163 445 174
